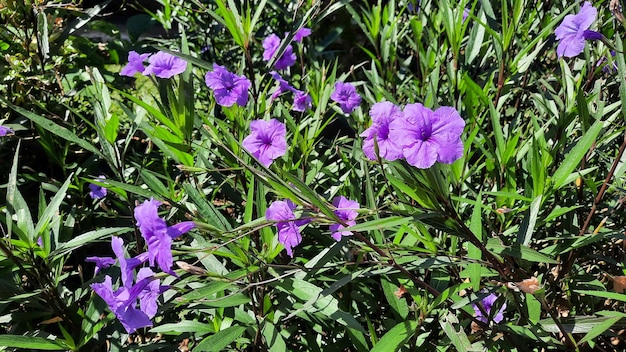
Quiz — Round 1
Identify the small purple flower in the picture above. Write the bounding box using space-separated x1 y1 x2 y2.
266 199 310 257
134 198 195 275
262 34 296 70
555 2 602 58
293 90 312 112
136 268 167 319
389 104 465 169
360 102 404 161
472 292 506 324
120 51 150 76
142 51 187 78
88 175 107 200
242 119 287 167
331 82 361 114
329 196 359 241
0 125 14 136
91 275 155 334
270 71 295 100
293 28 312 42
85 256 116 275
597 51 618 73
462 8 470 23
205 64 251 107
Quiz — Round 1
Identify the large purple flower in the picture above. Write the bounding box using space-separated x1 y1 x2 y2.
242 119 287 167
205 64 251 107
88 175 107 200
555 2 602 58
0 125 14 136
266 200 310 257
360 102 404 161
120 51 150 76
134 198 195 275
262 34 296 70
329 196 359 241
331 82 361 114
472 292 506 324
389 104 464 169
142 51 187 78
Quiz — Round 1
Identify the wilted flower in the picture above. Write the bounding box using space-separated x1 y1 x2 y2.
293 90 312 112
293 27 312 42
472 292 506 324
329 196 359 241
134 198 195 275
205 64 251 107
120 51 150 76
331 82 361 114
262 33 296 70
88 175 107 200
0 125 14 136
266 199 310 257
361 101 404 161
389 104 465 169
555 2 602 58
142 51 187 78
242 119 287 167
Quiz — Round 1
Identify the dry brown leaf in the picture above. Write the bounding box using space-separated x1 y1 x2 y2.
609 275 626 293
394 284 408 298
506 277 541 294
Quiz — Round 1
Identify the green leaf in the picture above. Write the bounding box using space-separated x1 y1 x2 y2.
439 312 475 351
1 98 104 158
0 335 68 350
261 321 287 352
539 315 626 334
150 321 215 335
51 227 133 257
34 174 73 237
200 293 250 308
194 325 246 352
577 316 621 346
371 321 418 352
574 290 626 303
551 118 604 190
487 238 558 263
381 278 409 319
517 195 541 246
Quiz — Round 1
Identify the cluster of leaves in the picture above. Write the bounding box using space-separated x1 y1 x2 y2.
2 0 626 351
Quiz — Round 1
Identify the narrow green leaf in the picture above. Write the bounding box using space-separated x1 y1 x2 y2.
194 325 246 352
150 321 215 335
371 321 418 352
574 290 626 302
551 118 603 190
0 335 67 350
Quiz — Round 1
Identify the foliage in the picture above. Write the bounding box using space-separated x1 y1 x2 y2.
1 0 626 351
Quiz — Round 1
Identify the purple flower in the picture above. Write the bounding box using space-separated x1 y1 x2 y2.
360 102 404 161
269 71 295 100
266 200 310 257
120 51 150 76
85 256 116 275
462 8 470 23
142 51 187 78
389 104 465 169
136 268 167 319
205 64 251 107
262 34 296 70
91 275 155 334
134 198 195 275
472 292 506 324
293 90 312 112
293 28 312 42
0 125 14 136
329 196 359 241
242 119 287 167
597 51 618 73
555 2 602 58
88 175 107 200
111 236 146 287
331 82 361 114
